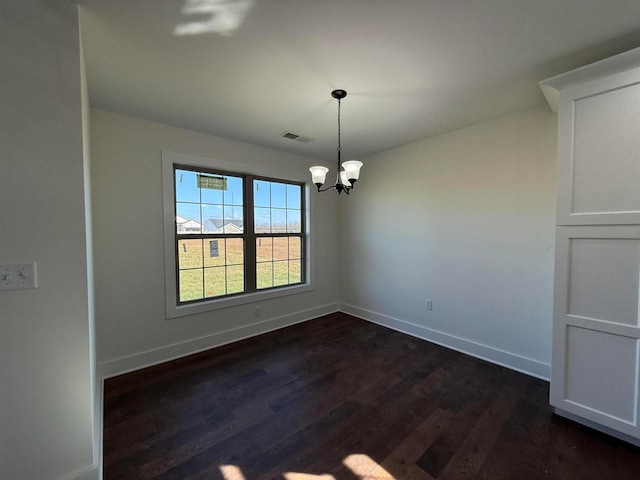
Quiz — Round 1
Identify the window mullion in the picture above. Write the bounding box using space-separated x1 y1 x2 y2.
245 175 257 292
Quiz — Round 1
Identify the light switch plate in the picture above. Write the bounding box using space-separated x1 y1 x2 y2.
0 262 37 291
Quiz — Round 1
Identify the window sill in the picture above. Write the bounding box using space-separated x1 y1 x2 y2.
167 282 313 319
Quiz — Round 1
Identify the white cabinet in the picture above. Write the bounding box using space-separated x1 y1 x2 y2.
541 48 640 445
552 227 640 440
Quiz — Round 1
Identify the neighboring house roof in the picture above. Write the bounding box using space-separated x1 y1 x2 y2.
176 217 203 232
180 218 244 233
220 223 242 234
205 218 224 231
182 220 201 227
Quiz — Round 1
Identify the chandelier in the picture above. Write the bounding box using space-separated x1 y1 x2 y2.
309 90 363 195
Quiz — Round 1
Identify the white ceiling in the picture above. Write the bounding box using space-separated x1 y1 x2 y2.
79 0 640 162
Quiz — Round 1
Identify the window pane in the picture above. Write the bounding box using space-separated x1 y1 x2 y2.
254 180 271 207
290 259 301 283
271 209 286 233
226 265 244 294
176 203 202 234
179 269 203 302
254 207 271 233
286 209 301 233
256 237 272 262
271 182 286 208
178 239 203 269
223 176 243 206
175 169 200 203
273 261 289 286
204 267 226 297
226 238 244 265
289 237 301 260
273 237 288 261
257 262 273 289
199 184 223 205
222 205 244 233
287 184 301 209
201 204 223 233
199 174 226 204
203 239 225 267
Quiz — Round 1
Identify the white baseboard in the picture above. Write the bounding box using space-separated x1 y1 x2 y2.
340 303 551 381
99 303 339 379
553 407 640 447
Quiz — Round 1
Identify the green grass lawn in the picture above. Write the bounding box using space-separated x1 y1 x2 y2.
177 237 301 302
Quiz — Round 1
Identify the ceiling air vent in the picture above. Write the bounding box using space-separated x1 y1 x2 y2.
280 132 314 143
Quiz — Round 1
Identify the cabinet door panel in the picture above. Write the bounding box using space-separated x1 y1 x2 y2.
565 326 638 424
572 84 640 216
568 238 640 326
556 76 640 225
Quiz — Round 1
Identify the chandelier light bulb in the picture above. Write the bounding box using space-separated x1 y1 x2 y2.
309 165 329 186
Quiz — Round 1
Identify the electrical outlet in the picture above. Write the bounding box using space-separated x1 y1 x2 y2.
254 306 262 317
0 262 37 291
425 298 433 310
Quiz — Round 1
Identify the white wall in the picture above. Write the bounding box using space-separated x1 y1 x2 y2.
340 105 557 379
0 1 97 479
91 109 340 375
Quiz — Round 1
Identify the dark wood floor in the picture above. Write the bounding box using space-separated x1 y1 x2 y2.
103 312 640 479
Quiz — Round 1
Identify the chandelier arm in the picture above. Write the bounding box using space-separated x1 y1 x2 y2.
316 184 352 194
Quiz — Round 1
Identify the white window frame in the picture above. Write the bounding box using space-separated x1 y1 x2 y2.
162 150 314 319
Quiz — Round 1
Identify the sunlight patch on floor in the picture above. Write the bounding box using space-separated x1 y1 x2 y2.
219 464 246 480
218 453 398 480
343 454 396 480
283 473 335 480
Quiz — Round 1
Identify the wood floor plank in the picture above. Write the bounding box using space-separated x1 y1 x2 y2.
436 380 525 479
365 408 452 480
475 377 552 480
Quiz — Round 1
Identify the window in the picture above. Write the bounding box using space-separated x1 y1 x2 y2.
253 178 304 289
163 151 310 317
175 168 246 302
